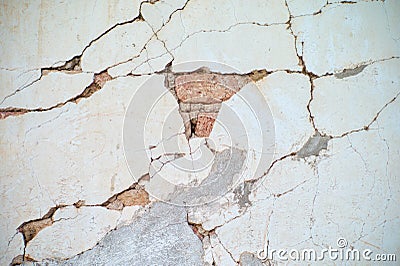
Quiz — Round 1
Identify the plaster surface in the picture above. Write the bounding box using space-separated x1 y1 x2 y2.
1 0 399 265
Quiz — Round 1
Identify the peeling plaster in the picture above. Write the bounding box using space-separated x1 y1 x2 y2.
164 67 260 138
233 182 253 209
334 64 367 79
297 132 330 158
27 203 204 265
1 0 400 265
15 181 150 257
0 71 112 119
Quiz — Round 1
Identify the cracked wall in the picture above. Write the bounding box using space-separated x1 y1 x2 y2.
1 0 399 265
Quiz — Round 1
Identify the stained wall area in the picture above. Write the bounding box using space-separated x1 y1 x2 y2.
1 0 399 265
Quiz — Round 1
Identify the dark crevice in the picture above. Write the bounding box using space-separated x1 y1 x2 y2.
330 90 400 138
250 151 297 184
41 56 82 75
284 0 321 133
10 254 36 265
186 213 215 241
4 0 150 106
0 70 112 119
0 0 195 121
17 205 64 246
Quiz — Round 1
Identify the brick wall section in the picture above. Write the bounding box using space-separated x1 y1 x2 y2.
174 73 249 138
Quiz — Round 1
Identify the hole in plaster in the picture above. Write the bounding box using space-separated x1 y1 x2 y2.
297 132 330 158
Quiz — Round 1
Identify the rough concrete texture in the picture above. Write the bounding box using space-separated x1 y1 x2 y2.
296 132 330 158
239 252 265 266
169 147 247 206
1 0 400 265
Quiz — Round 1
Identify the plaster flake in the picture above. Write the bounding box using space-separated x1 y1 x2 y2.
25 206 121 260
0 0 142 69
0 76 149 264
187 193 242 231
312 129 397 254
156 0 289 53
167 24 301 73
81 21 154 73
216 198 275 261
0 69 42 103
312 59 400 136
1 0 399 265
257 72 314 159
32 203 204 265
0 72 93 110
2 233 24 266
210 234 238 266
291 1 400 76
141 0 189 31
108 37 172 77
286 0 327 17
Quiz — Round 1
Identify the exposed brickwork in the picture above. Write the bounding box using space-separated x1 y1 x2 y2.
104 184 150 211
194 113 217 137
174 73 246 103
172 72 250 138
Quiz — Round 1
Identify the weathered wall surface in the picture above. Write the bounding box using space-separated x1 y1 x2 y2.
1 0 399 265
